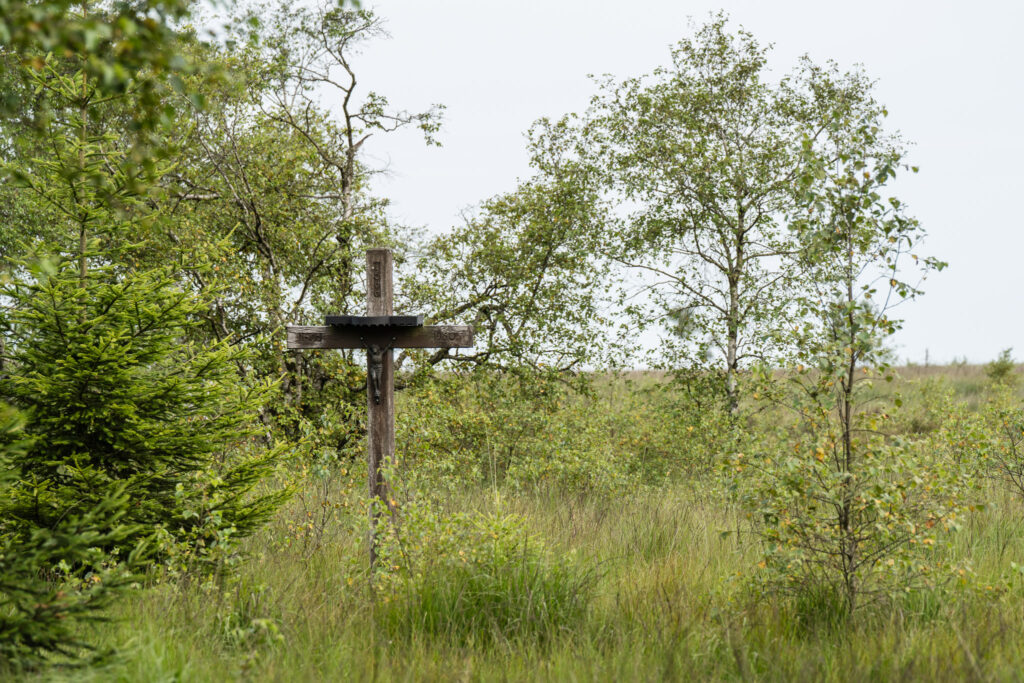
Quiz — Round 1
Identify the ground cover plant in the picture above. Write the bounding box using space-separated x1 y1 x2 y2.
2 1 1023 681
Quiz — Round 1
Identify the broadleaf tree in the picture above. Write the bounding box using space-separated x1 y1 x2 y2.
736 90 966 613
541 15 884 411
0 26 288 569
149 3 443 449
407 169 615 386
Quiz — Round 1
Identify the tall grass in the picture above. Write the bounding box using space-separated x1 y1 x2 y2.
17 483 1024 681
16 365 1024 681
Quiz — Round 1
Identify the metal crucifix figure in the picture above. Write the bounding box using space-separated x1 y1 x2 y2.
286 248 474 569
366 345 385 405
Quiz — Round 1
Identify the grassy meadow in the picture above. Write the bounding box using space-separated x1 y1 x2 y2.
15 363 1024 682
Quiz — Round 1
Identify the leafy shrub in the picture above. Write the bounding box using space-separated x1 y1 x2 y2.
985 348 1018 387
617 377 735 480
892 377 957 435
924 393 993 478
982 387 1024 498
397 372 636 495
735 427 974 614
735 102 966 616
398 368 739 496
503 405 636 493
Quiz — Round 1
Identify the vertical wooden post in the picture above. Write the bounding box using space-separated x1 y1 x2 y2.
286 247 472 576
366 248 394 570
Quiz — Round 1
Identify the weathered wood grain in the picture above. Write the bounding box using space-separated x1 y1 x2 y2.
365 249 394 571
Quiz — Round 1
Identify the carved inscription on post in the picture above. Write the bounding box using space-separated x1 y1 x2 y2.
372 261 382 298
296 331 324 346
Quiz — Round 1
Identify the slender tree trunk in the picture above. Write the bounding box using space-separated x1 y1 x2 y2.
726 281 739 413
77 2 90 285
840 225 857 613
725 211 746 415
77 93 88 284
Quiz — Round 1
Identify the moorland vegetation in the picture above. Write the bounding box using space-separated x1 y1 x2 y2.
0 2 1021 680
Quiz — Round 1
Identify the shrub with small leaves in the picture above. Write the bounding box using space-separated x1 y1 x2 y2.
985 348 1019 387
734 427 976 615
736 95 970 615
397 372 636 495
982 387 1024 499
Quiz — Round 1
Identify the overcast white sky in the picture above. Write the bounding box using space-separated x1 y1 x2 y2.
352 0 1024 364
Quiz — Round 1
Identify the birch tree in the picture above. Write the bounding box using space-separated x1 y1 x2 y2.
549 16 880 411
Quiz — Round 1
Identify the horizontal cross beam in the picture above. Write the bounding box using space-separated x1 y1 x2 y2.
286 324 474 350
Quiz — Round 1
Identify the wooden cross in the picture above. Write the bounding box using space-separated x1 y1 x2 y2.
286 248 473 568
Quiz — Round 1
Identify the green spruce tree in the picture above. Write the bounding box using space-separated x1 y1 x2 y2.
0 29 287 573
1 257 289 571
0 403 146 667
